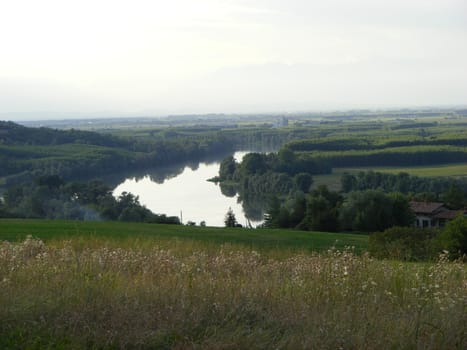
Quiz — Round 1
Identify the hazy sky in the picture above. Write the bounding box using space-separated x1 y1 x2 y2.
1 0 466 119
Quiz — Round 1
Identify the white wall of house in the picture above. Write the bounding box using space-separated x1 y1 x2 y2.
414 215 436 228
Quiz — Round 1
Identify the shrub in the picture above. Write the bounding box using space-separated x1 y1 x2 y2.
438 215 467 259
369 226 440 261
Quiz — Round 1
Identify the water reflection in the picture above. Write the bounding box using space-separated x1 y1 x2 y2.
238 193 269 222
219 182 237 198
102 153 233 188
113 151 268 227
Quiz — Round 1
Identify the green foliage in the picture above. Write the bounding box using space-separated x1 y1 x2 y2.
341 172 357 192
287 137 371 152
306 145 467 168
35 174 64 189
236 152 268 176
0 120 129 147
339 190 414 232
340 170 467 200
305 185 342 232
239 171 293 196
263 196 282 228
0 121 236 184
218 155 237 180
369 226 440 261
438 215 467 259
389 192 416 228
276 147 296 172
442 184 466 209
263 186 343 232
3 177 180 224
288 195 307 228
286 131 467 152
294 173 313 193
263 186 413 233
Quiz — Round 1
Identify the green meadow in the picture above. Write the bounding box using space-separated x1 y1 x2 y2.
0 219 367 253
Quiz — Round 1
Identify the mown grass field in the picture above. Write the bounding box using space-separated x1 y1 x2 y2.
0 219 367 253
313 162 467 191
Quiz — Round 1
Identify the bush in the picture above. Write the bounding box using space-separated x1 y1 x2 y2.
369 226 440 261
438 215 467 259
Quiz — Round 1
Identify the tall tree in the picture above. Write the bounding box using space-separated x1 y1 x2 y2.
224 207 238 227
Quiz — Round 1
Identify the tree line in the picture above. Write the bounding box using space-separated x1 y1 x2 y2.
308 145 467 168
341 171 467 209
263 186 414 233
0 121 236 185
0 175 180 224
286 133 467 152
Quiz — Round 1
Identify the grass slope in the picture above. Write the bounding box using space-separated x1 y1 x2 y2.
0 219 367 253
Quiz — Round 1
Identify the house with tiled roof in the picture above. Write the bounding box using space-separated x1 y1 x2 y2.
409 201 465 228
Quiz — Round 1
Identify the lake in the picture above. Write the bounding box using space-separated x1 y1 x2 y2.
113 152 264 227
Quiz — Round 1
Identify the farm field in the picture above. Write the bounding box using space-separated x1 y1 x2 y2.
0 231 465 349
313 162 467 191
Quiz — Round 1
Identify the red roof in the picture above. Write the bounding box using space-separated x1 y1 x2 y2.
410 201 445 214
433 209 462 220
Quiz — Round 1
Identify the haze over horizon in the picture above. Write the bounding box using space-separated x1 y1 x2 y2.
1 0 466 121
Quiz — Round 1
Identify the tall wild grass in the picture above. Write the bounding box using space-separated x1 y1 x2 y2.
0 236 465 349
